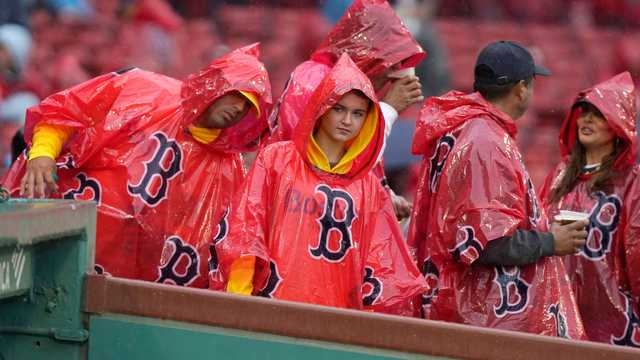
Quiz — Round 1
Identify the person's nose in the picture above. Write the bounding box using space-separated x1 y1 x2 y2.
341 112 353 126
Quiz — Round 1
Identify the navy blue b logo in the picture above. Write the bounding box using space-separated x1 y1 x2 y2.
549 303 570 338
128 132 182 207
611 290 640 347
429 134 455 193
421 258 440 308
450 226 483 264
257 261 282 298
208 209 229 273
309 185 356 262
493 266 530 317
63 173 101 203
157 236 199 286
581 192 622 260
362 266 382 306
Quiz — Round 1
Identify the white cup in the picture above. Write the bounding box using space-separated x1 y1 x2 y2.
554 210 590 225
388 67 415 79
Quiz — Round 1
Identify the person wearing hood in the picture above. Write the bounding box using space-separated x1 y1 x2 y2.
217 54 426 315
1 44 272 288
268 0 425 220
407 41 588 336
540 72 640 346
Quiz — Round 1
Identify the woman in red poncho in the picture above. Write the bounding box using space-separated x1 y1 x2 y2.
540 72 640 346
1 44 272 289
218 54 425 315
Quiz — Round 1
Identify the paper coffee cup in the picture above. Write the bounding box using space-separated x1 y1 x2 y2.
554 210 589 225
388 67 415 79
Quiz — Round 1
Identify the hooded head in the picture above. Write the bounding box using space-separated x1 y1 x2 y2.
0 24 32 80
181 43 272 153
295 53 384 181
559 72 637 169
310 0 425 82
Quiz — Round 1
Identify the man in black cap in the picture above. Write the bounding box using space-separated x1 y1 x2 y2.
407 41 589 336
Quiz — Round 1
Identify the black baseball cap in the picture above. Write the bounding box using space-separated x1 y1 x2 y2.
474 41 551 86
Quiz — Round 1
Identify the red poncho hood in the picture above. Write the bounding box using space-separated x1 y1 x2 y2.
310 0 425 78
559 72 637 169
181 43 272 152
294 53 385 181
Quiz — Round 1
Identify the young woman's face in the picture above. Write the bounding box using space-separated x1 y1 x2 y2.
317 91 370 145
576 103 616 150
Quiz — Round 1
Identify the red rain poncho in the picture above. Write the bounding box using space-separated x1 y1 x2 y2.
267 0 425 143
407 91 586 337
540 72 640 346
218 54 425 315
1 44 272 289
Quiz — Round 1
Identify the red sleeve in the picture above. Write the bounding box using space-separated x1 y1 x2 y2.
218 147 273 292
363 185 426 317
23 73 123 168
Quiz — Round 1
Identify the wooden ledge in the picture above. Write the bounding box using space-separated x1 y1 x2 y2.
84 274 640 360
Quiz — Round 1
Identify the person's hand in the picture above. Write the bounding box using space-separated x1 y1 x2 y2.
391 192 413 221
20 156 58 198
382 75 424 113
550 220 589 256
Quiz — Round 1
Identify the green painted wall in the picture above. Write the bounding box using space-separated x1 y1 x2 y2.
89 314 451 360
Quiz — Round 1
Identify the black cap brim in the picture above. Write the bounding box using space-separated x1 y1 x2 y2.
534 64 551 76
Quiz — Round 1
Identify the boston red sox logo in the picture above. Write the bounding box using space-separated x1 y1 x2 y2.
421 258 440 309
309 185 357 262
580 192 622 260
493 266 530 317
127 132 183 207
611 290 640 347
63 172 101 203
429 134 456 193
362 266 382 306
208 209 229 274
56 153 76 170
548 303 570 338
156 236 199 286
257 261 282 298
525 175 541 227
450 226 483 265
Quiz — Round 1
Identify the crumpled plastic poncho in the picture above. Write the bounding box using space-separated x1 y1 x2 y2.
1 44 272 289
267 0 425 143
218 54 426 315
407 90 586 337
540 72 640 346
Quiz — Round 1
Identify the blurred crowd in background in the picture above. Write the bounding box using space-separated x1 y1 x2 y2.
1 0 640 199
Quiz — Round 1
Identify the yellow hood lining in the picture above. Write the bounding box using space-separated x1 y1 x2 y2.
307 105 379 174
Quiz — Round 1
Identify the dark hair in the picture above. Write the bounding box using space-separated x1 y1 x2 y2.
474 76 533 101
550 137 623 204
